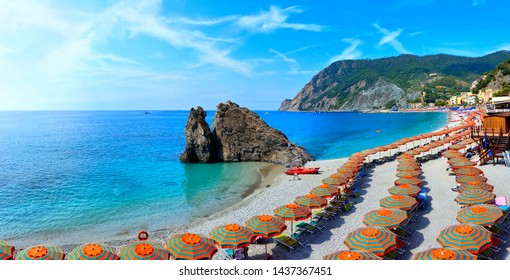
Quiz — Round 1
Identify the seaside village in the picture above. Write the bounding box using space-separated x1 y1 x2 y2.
2 105 510 261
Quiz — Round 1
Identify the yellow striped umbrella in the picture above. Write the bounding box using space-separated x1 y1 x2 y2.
210 224 256 249
295 193 327 209
323 250 382 260
119 241 169 260
0 241 15 260
412 248 477 260
455 190 496 206
362 208 408 228
344 227 397 257
166 233 218 260
458 182 494 193
395 177 423 187
388 184 422 197
379 195 418 211
311 184 338 198
68 243 120 260
455 175 487 184
436 224 492 254
456 205 504 226
15 245 65 260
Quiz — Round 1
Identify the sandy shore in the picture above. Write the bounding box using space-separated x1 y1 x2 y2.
52 111 510 260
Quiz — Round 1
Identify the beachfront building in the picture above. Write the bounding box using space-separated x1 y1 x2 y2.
478 88 494 104
486 97 510 114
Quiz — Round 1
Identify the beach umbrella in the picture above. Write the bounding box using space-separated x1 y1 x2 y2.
395 170 421 178
412 248 477 260
395 177 423 187
166 233 218 260
454 167 484 176
323 250 382 260
344 227 397 257
455 190 496 206
458 182 494 193
379 195 418 211
436 224 492 254
119 241 169 260
398 161 420 167
362 208 408 228
450 161 476 168
15 245 65 260
0 241 15 260
295 193 327 209
322 177 349 186
68 243 120 260
456 205 504 226
388 184 422 197
246 215 287 258
455 175 487 184
210 224 256 249
274 204 312 233
396 165 419 172
442 150 462 158
311 184 338 198
448 157 471 164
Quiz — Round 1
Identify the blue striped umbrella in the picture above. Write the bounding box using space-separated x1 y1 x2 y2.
166 233 218 260
0 241 15 260
15 245 65 260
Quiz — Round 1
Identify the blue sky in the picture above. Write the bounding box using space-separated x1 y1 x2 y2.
1 0 509 110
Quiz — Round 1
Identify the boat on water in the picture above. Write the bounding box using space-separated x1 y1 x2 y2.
285 166 320 175
144 111 150 114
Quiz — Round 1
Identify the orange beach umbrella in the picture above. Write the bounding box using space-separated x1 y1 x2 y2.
68 243 120 260
15 245 65 260
294 193 327 209
344 227 397 257
379 195 418 211
166 233 218 260
362 208 408 228
0 241 14 260
210 224 256 249
311 184 338 198
436 224 492 255
323 250 382 260
455 190 496 206
456 205 504 226
388 184 422 197
274 204 311 233
119 241 169 260
246 215 287 258
412 248 477 260
458 182 494 193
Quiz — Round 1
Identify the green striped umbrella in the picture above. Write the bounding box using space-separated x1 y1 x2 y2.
458 182 494 193
448 157 471 163
412 248 477 260
322 176 349 186
454 167 484 176
454 190 496 206
362 208 408 228
274 203 311 234
396 165 419 171
451 161 476 168
311 184 338 198
395 170 421 178
455 175 487 184
442 150 463 158
379 195 418 211
323 250 382 260
388 184 422 197
0 241 15 260
456 205 504 226
15 245 65 260
246 215 287 258
295 193 327 209
210 224 255 249
166 233 217 260
395 177 423 186
344 227 397 257
68 243 120 260
436 224 492 254
119 241 169 260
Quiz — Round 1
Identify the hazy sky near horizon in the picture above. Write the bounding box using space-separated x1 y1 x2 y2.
1 0 509 110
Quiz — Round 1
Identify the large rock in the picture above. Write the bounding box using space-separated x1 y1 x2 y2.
179 106 219 162
180 101 313 166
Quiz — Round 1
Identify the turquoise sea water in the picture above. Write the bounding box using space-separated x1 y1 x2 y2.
0 111 447 245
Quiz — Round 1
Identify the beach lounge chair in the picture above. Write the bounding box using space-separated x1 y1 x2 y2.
478 248 493 260
383 250 399 260
324 205 341 216
341 201 353 213
296 222 320 235
312 210 333 223
487 224 506 237
348 187 361 198
290 230 310 247
274 235 298 253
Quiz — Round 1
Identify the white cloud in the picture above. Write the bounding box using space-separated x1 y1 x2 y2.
236 6 325 33
328 38 363 64
269 48 299 72
374 23 411 54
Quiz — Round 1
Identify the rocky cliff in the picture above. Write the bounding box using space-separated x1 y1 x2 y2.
180 101 313 166
279 51 510 111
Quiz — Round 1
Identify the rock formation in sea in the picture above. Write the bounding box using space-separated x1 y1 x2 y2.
180 101 314 166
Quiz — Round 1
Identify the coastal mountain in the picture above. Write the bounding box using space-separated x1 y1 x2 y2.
472 58 510 97
279 51 510 111
180 101 313 166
